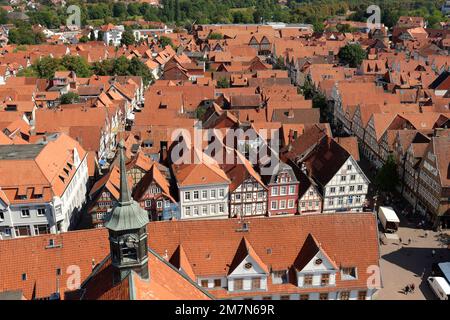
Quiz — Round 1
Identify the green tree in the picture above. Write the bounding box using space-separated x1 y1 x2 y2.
273 56 286 70
338 44 367 68
113 2 128 19
208 32 223 40
113 56 131 75
0 8 8 24
121 28 136 46
128 57 154 86
8 24 45 45
159 35 174 48
336 23 357 33
375 155 399 193
79 35 89 43
34 56 61 79
60 92 80 104
17 67 38 77
216 77 230 88
127 3 141 16
60 56 92 78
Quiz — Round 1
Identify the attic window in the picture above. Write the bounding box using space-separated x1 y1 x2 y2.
315 258 323 265
22 273 27 281
341 267 357 280
244 262 253 270
56 268 61 276
49 239 55 247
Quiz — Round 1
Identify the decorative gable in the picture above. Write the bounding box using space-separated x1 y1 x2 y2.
294 234 338 273
228 237 269 276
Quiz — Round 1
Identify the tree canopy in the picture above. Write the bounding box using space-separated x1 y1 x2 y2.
338 44 367 68
375 155 400 193
60 92 80 105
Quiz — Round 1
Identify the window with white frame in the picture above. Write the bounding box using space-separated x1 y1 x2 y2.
341 176 346 182
280 186 287 195
21 209 30 218
328 198 334 206
185 206 191 215
219 204 224 213
289 185 295 194
219 189 224 197
193 206 199 215
210 189 216 199
280 200 286 209
15 226 31 237
271 187 278 196
202 206 208 215
145 200 151 207
338 197 343 205
34 224 49 235
184 192 191 201
357 185 363 191
350 175 356 181
349 186 355 192
37 208 46 217
271 201 277 210
157 201 162 208
210 204 216 214
202 190 208 200
339 186 345 193
330 187 336 193
288 199 294 208
193 191 199 200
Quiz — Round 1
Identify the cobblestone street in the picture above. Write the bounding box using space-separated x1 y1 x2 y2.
376 218 450 300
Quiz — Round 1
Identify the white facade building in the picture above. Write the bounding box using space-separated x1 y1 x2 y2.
0 133 88 239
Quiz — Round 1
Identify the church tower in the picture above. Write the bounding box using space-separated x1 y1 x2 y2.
105 140 150 283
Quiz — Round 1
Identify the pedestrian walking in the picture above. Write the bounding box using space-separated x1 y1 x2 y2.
404 285 410 295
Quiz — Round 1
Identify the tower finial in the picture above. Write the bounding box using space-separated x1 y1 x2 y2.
118 139 132 204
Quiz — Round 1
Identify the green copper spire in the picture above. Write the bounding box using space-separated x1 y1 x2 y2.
105 139 149 231
118 139 132 204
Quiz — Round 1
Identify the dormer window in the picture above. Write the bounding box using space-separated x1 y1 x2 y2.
321 273 330 286
341 267 357 280
272 270 288 284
